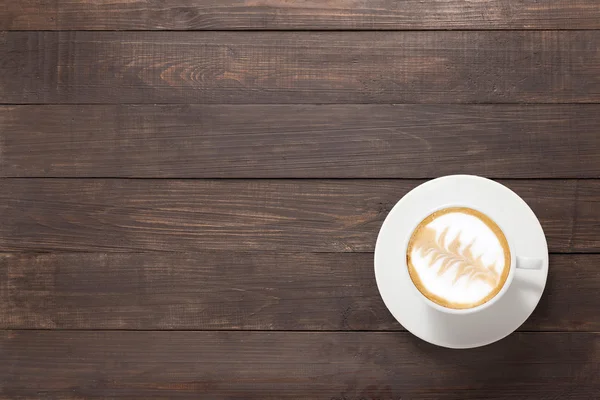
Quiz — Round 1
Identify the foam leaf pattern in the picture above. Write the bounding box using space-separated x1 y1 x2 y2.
414 227 499 287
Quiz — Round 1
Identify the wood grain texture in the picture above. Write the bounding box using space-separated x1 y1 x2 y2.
0 253 597 331
575 180 600 252
2 0 597 396
0 0 57 30
2 104 600 178
2 0 600 30
2 31 600 104
0 179 595 253
1 331 598 399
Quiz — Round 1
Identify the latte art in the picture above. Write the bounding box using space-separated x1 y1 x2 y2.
406 207 511 309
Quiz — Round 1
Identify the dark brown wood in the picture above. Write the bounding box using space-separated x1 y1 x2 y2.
0 253 597 332
2 31 600 104
1 331 598 399
2 0 600 30
0 0 57 30
0 179 595 253
575 180 600 252
2 0 598 396
2 104 599 178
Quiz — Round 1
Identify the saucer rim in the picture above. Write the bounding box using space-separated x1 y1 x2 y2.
374 174 549 349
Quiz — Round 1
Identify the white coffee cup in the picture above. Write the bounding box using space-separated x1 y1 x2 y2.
405 203 543 315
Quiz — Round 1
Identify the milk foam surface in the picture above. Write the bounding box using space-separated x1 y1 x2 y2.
408 210 509 308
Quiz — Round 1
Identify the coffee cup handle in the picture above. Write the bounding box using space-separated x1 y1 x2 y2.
516 256 543 270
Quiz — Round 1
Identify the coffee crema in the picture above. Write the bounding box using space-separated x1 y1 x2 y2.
406 207 511 309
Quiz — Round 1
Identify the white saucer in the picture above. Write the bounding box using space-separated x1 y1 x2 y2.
374 175 548 349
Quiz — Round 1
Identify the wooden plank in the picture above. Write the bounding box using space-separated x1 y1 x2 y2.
0 179 594 253
0 0 57 30
2 31 600 104
2 0 600 30
1 331 598 399
0 253 597 331
2 104 599 178
575 180 600 252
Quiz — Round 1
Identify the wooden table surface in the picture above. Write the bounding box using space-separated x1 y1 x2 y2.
1 1 600 399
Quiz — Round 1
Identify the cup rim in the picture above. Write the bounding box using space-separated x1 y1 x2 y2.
403 203 516 315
